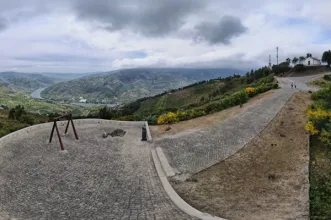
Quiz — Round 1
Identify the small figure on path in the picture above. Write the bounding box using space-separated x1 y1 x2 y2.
291 82 293 89
294 84 297 89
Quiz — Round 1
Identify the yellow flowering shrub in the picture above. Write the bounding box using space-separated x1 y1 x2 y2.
307 109 331 119
305 121 319 135
157 109 206 125
157 112 179 124
245 87 256 97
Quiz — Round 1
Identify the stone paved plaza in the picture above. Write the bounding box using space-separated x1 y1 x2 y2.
0 120 196 220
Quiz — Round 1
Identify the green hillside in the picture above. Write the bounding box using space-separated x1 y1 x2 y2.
0 83 93 117
98 67 277 124
41 68 244 103
137 80 225 115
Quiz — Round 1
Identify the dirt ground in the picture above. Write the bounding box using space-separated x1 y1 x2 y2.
172 92 311 220
150 90 275 139
288 66 329 77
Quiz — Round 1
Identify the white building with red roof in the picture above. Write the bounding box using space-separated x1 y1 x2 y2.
290 53 322 67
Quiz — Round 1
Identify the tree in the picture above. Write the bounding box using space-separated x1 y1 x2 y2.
299 56 305 61
322 50 331 67
8 105 26 121
292 57 299 64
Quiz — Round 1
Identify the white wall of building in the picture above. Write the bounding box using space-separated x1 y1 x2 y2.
303 57 321 66
290 57 322 67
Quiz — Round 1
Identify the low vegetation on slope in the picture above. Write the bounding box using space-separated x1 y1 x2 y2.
41 68 244 103
305 86 331 218
308 74 331 89
0 107 48 138
0 84 92 116
98 67 278 124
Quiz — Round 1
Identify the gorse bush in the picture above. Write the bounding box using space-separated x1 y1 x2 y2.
157 112 179 125
306 86 331 145
157 109 206 125
245 87 256 97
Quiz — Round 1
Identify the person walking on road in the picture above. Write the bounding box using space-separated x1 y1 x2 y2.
291 82 293 89
295 83 297 89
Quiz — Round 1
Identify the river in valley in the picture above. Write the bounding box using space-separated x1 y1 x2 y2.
30 88 118 107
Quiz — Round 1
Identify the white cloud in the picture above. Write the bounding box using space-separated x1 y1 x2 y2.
0 0 330 73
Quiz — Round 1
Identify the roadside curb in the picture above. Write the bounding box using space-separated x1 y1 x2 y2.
156 147 176 177
144 121 153 142
151 149 226 220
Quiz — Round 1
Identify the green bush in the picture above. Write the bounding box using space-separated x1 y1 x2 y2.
144 115 158 125
294 64 305 72
323 74 331 81
201 90 248 114
272 63 291 74
8 105 27 121
20 115 34 125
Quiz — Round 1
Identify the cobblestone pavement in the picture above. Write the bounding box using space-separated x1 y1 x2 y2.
156 75 321 175
0 121 196 220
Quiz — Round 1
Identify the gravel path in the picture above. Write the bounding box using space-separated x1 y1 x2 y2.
0 120 196 220
156 75 324 175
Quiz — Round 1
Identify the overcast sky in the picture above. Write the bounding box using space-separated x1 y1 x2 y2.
0 0 330 73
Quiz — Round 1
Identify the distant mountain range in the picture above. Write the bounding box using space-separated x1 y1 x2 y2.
41 68 245 104
0 72 96 93
0 72 57 92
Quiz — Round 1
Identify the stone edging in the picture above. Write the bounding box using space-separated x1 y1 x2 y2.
151 149 227 220
156 147 176 177
145 121 153 142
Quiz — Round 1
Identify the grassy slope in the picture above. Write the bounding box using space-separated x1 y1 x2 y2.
310 136 331 218
309 78 331 89
135 75 273 116
137 81 225 114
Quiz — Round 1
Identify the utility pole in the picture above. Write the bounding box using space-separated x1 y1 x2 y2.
269 55 271 69
276 47 279 65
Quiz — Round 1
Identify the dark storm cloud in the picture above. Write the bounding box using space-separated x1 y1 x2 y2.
194 15 247 44
72 0 204 36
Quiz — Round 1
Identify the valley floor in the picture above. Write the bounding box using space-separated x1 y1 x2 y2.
172 92 311 220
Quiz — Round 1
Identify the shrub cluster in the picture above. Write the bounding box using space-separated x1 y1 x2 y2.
306 86 331 145
8 105 34 125
157 109 206 125
323 74 331 81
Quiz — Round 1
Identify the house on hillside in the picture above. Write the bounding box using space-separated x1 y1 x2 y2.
79 97 87 103
290 53 322 67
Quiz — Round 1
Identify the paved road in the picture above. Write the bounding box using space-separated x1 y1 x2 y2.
156 74 326 175
0 120 196 220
